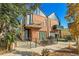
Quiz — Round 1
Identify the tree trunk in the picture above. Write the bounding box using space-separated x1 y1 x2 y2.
6 42 13 51
6 44 11 51
77 36 79 54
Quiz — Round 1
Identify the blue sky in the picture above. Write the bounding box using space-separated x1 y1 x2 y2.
39 3 68 28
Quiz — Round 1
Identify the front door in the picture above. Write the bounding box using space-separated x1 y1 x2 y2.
24 29 31 41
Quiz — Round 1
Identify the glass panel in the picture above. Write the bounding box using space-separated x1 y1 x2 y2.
26 14 32 25
29 14 32 24
26 14 30 25
24 30 29 40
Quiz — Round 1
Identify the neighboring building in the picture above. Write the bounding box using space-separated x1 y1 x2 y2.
22 8 59 42
60 28 71 38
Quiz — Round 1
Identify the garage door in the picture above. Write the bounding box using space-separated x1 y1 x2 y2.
39 32 46 41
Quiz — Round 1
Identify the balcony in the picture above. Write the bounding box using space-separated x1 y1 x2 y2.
51 25 62 32
24 23 42 29
52 25 63 30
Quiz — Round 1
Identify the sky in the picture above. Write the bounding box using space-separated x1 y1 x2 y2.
39 3 68 28
17 3 68 28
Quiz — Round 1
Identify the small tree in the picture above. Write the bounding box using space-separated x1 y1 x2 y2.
5 29 16 50
0 4 26 50
65 3 79 54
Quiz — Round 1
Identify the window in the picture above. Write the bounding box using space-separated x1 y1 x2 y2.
53 25 57 30
26 14 32 25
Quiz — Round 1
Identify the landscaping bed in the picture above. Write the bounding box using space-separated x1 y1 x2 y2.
0 48 8 55
0 47 15 55
41 48 78 56
48 51 77 56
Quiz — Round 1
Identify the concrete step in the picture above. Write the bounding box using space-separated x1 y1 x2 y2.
16 41 40 48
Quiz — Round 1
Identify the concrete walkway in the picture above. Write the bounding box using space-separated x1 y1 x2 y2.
1 42 76 56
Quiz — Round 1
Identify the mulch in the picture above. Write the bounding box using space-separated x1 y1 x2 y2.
0 48 15 55
41 47 79 56
48 47 78 56
0 48 8 55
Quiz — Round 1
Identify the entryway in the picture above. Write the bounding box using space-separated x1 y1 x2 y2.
24 29 31 41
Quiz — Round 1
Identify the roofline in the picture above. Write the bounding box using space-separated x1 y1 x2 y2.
55 13 61 26
33 7 46 17
33 7 60 25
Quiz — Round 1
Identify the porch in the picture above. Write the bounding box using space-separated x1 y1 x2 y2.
23 24 41 42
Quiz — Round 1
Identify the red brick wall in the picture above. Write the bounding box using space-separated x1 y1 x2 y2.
31 14 59 41
31 29 39 42
32 14 59 31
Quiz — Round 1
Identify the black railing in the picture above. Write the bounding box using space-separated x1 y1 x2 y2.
22 37 58 49
26 38 39 48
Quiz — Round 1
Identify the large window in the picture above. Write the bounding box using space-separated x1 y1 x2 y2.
26 14 32 25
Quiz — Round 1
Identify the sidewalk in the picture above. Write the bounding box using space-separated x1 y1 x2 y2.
1 42 76 56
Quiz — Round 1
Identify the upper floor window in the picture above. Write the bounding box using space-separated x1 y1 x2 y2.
26 14 32 25
52 25 57 30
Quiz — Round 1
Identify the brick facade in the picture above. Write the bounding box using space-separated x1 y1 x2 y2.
23 14 59 42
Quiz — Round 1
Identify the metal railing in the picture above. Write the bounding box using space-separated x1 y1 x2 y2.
25 38 39 48
16 37 58 49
